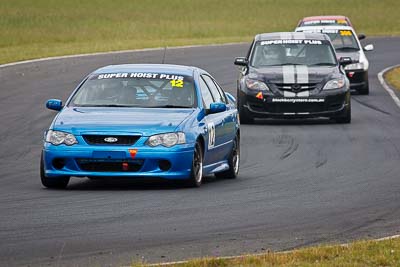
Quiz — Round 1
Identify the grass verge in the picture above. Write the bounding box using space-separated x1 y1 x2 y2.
1 0 400 64
132 237 400 267
384 67 400 91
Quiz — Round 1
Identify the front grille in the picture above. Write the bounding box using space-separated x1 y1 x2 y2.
76 159 144 172
274 83 318 92
250 102 326 113
83 135 140 145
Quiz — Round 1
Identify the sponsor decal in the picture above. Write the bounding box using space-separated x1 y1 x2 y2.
96 73 185 81
207 122 215 149
272 98 324 103
260 40 322 45
128 149 138 159
304 19 336 25
340 30 352 36
256 92 263 100
170 79 184 88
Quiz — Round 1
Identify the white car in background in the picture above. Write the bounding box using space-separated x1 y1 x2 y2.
295 25 374 95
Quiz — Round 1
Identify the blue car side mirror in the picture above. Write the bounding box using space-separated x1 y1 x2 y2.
209 102 227 114
46 99 63 111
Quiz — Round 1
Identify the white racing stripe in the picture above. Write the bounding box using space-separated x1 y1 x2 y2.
296 32 306 40
280 32 292 40
283 91 296 97
282 65 295 84
297 91 310 97
296 65 309 84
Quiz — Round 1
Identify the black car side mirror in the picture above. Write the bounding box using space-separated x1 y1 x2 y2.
358 34 366 40
339 57 353 66
234 57 248 66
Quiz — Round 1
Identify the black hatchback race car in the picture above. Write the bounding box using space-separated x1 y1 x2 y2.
234 32 353 124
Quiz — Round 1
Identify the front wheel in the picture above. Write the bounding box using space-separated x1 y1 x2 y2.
333 102 351 124
215 135 240 179
238 89 254 124
185 142 203 187
357 82 369 95
40 152 70 189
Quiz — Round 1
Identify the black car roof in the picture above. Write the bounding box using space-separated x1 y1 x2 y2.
255 32 330 42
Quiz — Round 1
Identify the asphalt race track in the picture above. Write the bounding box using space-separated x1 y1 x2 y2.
1 37 400 266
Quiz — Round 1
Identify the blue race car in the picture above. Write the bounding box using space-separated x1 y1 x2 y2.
41 64 240 188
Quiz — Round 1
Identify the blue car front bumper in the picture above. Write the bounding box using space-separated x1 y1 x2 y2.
43 143 195 180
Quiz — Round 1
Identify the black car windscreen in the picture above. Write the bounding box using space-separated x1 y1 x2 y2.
69 73 197 108
250 39 337 67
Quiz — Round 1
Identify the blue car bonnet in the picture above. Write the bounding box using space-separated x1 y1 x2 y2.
52 107 194 136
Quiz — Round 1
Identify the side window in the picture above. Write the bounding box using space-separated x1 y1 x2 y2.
246 40 255 59
199 77 214 109
212 79 227 103
202 75 225 103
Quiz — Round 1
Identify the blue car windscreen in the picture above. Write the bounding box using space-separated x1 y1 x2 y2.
69 73 196 108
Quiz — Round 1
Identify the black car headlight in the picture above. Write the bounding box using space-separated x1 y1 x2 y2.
323 78 345 90
245 78 270 91
45 130 78 146
147 132 186 147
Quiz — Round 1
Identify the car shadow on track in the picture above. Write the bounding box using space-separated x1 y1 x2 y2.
63 175 228 191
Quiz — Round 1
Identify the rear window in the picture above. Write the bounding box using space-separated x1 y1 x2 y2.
69 72 196 108
300 19 349 27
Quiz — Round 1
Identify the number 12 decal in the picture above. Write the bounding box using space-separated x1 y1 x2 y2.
208 122 215 149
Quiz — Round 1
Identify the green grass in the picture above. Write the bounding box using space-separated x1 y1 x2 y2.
132 237 400 267
1 0 399 64
385 67 400 91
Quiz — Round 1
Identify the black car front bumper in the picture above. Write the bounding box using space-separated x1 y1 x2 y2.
345 69 368 90
240 89 350 119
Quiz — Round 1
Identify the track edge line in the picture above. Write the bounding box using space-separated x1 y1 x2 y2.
377 64 400 109
141 234 400 267
0 42 247 69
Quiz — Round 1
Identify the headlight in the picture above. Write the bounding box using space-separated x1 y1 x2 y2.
245 79 270 91
45 130 78 146
323 78 345 90
344 62 365 70
147 132 186 147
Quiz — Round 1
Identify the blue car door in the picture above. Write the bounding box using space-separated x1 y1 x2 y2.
200 74 232 164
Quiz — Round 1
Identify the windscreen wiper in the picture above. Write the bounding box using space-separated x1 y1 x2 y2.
309 63 336 66
335 46 358 51
151 105 192 108
74 104 137 107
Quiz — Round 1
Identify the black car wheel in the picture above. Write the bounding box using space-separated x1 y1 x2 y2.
215 135 240 179
357 82 369 95
40 152 70 189
185 142 203 187
238 89 254 124
334 102 351 124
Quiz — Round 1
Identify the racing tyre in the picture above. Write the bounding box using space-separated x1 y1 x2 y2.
40 152 70 189
334 102 351 124
357 82 369 95
215 135 240 179
238 90 254 124
185 142 203 187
